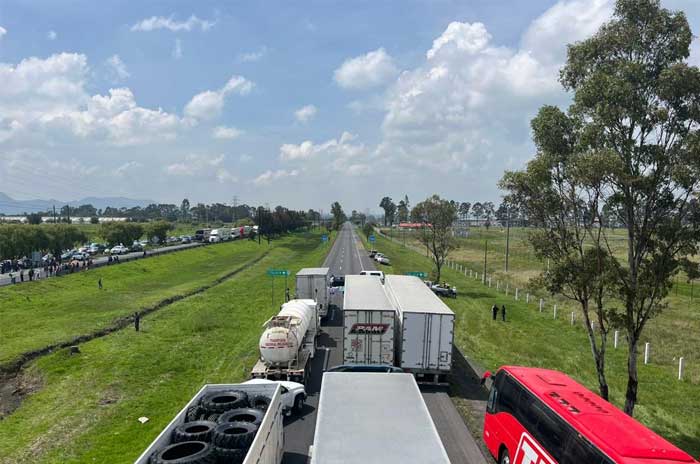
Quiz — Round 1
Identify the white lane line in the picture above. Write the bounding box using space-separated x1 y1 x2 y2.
353 230 365 272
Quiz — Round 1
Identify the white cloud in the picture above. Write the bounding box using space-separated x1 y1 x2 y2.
184 75 254 121
239 154 252 163
253 169 299 185
165 154 231 183
0 26 6 39
238 47 267 63
280 131 362 161
172 39 183 59
212 126 242 139
47 30 57 40
115 161 142 176
426 22 491 59
334 48 399 90
106 54 130 81
294 104 317 123
131 15 215 32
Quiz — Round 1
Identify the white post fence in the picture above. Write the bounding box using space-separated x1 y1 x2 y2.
553 304 557 319
539 299 543 312
488 277 492 288
679 357 685 380
515 288 519 300
644 342 650 364
571 312 575 325
614 330 619 349
526 293 530 303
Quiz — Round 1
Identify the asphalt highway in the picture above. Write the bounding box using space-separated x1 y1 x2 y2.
281 222 487 464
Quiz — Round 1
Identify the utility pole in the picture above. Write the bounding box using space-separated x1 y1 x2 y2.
258 207 262 245
67 205 70 223
232 196 238 225
52 205 56 223
505 207 511 273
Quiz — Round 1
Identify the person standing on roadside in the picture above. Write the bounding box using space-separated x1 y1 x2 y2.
501 304 507 322
491 304 498 321
28 268 34 281
98 277 103 290
19 269 24 282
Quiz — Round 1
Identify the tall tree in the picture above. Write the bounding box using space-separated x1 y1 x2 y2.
458 202 471 222
508 0 700 415
180 198 191 221
379 197 397 226
412 195 458 282
396 199 409 223
471 202 484 224
330 202 346 230
482 201 495 229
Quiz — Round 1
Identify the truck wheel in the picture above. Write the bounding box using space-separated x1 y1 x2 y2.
172 421 217 443
212 422 258 450
294 395 304 413
217 408 264 426
150 441 216 464
249 394 271 411
499 448 510 464
213 446 245 464
201 390 249 414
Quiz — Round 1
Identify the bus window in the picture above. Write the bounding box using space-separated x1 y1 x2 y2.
532 402 569 462
496 374 520 416
486 384 498 413
565 433 614 464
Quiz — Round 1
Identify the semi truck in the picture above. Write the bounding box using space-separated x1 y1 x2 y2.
385 275 455 382
208 228 231 243
251 299 319 384
342 275 395 366
134 382 283 464
194 228 211 242
295 267 330 318
309 373 450 464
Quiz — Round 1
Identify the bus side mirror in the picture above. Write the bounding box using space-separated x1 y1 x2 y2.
480 371 492 386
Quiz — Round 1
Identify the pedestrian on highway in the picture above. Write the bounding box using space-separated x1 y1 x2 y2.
28 268 34 281
19 270 24 283
143 250 147 258
9 272 15 284
285 287 290 302
98 278 103 290
501 305 507 322
134 311 140 332
491 304 499 320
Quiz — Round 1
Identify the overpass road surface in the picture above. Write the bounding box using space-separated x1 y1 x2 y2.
281 222 487 464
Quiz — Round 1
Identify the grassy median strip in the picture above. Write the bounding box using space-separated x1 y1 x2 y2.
0 240 266 368
363 232 700 457
0 232 329 463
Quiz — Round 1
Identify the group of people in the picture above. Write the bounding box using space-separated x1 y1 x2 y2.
491 304 507 322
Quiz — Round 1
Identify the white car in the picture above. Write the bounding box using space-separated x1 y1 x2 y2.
243 378 306 415
376 256 391 265
110 245 128 255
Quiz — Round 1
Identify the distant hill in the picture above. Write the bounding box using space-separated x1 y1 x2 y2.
0 192 155 215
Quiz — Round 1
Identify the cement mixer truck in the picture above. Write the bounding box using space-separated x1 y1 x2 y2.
251 299 319 384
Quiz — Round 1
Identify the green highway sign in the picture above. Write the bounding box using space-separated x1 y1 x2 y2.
267 269 290 277
406 271 427 278
369 235 376 242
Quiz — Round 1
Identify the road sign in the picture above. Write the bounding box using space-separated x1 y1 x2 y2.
267 269 289 277
369 235 376 243
406 271 427 278
322 234 329 242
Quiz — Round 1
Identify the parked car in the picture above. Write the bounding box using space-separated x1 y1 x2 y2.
180 236 192 244
130 241 143 252
425 281 457 298
42 253 54 263
72 251 90 261
60 250 76 260
243 378 307 414
376 255 391 265
368 249 378 258
326 364 404 373
110 245 128 255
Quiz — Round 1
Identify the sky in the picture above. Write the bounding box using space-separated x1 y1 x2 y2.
1 0 700 213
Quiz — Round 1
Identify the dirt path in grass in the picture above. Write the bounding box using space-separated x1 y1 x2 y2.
0 250 269 419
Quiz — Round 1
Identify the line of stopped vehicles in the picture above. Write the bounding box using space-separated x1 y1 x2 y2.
136 264 700 464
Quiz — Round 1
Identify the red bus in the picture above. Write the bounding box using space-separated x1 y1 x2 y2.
483 366 698 464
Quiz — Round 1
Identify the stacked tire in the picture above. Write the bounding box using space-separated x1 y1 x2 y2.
149 390 271 464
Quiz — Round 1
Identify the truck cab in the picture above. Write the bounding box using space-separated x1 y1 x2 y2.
244 378 306 415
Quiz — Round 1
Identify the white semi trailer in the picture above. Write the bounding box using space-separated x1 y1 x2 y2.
251 299 318 384
295 268 330 318
342 275 395 365
134 382 283 464
309 373 450 464
385 275 455 382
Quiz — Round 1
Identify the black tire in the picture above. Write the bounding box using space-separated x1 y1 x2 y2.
172 421 217 443
213 446 245 464
206 414 220 423
294 395 304 413
185 405 206 422
150 441 216 464
212 422 258 450
217 408 264 426
499 448 510 464
249 394 271 411
201 390 249 415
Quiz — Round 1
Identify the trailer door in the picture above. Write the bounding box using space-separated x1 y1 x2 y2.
429 314 453 371
401 313 426 369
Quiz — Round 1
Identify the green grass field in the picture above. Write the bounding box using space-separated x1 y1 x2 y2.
365 231 700 457
0 231 330 463
0 240 265 367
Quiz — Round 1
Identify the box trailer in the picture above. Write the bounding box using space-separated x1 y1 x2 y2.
295 267 330 317
309 373 450 464
134 382 284 464
385 275 455 382
342 275 395 365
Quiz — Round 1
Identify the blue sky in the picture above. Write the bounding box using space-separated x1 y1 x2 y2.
1 0 699 212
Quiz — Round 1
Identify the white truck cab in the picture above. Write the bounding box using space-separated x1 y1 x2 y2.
359 270 385 283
